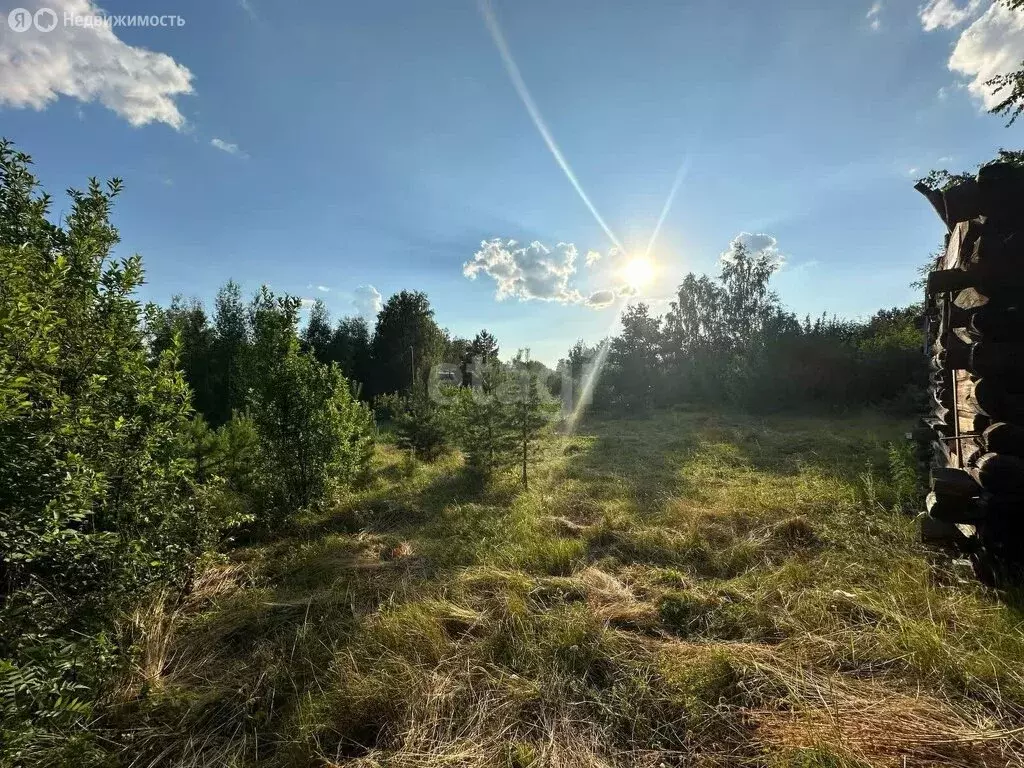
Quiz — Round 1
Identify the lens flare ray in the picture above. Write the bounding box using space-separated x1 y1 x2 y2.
644 153 690 260
477 0 624 253
479 2 701 433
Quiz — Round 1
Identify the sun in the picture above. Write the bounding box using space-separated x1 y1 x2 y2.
622 257 656 288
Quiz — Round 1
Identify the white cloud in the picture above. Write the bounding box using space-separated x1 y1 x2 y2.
353 284 383 318
464 239 584 304
586 290 616 308
211 138 247 157
720 232 785 267
867 2 883 30
0 0 193 128
463 238 631 310
238 0 258 19
299 297 317 309
947 3 1024 109
919 0 984 31
316 285 330 293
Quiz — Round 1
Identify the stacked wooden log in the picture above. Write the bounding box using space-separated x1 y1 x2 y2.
914 162 1024 578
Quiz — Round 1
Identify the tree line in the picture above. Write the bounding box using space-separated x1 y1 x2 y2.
554 244 924 416
149 284 502 428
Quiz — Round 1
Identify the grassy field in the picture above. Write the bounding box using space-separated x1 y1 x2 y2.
109 410 1024 767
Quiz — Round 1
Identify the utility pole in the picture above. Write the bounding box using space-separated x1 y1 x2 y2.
409 344 415 394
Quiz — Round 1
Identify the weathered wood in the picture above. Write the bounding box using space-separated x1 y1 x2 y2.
915 181 951 230
943 180 984 226
932 387 954 409
971 453 1024 495
918 163 1024 569
969 304 1024 341
942 219 984 271
920 513 962 543
927 491 984 523
978 162 1024 223
983 422 1024 456
954 287 990 311
970 378 1024 422
943 300 976 328
928 269 973 295
963 232 1024 272
971 342 1024 378
978 491 1024 519
931 466 981 497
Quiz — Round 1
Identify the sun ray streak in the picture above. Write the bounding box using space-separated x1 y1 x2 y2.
643 153 690 260
477 0 625 253
565 336 612 435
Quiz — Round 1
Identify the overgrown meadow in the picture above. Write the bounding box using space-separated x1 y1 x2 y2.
4 140 1024 768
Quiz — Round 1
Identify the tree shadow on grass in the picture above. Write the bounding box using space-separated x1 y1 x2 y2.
293 462 500 543
564 408 911 516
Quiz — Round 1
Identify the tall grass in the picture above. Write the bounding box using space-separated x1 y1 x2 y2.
103 411 1024 768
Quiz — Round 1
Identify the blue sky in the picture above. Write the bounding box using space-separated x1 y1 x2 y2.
1 0 1022 364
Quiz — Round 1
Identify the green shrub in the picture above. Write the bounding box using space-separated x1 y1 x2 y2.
372 391 407 423
0 140 216 758
185 415 261 536
247 290 374 524
393 394 451 461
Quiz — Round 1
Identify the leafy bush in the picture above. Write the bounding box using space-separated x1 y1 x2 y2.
247 294 374 523
372 392 407 423
0 140 215 758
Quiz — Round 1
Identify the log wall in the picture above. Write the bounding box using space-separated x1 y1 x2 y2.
914 163 1024 580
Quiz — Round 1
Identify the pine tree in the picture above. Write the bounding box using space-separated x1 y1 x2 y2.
302 299 333 363
212 280 251 425
509 367 551 488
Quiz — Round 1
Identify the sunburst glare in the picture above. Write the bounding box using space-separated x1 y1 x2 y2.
622 256 656 289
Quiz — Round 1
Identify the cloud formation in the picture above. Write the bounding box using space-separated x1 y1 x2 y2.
919 0 983 31
464 239 584 304
920 0 1024 110
948 3 1024 109
0 0 194 128
211 138 246 157
866 2 883 31
721 232 784 267
586 290 616 308
353 284 383 318
464 238 634 310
